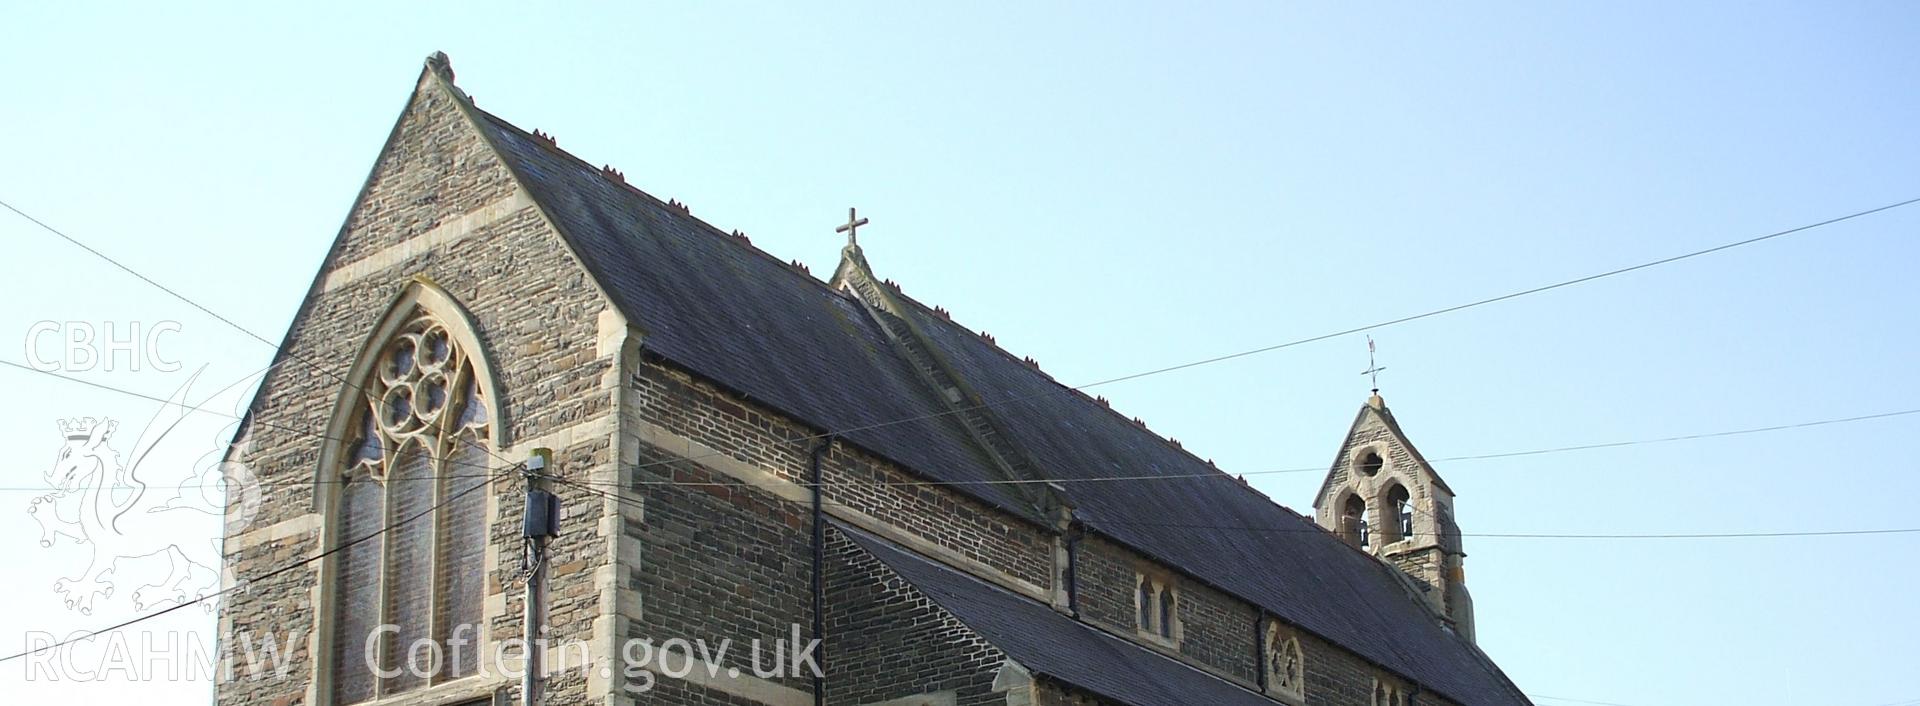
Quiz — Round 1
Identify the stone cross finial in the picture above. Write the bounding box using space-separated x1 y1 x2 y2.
836 207 870 247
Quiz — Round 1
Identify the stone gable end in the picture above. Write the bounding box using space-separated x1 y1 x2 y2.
217 68 622 706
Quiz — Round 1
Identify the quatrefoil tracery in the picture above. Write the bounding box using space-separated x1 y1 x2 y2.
345 315 487 483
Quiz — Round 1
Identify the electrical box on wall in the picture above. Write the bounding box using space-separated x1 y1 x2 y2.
524 488 560 539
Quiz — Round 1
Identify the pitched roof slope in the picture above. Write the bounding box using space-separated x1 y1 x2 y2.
899 301 1526 704
458 91 1526 705
838 523 1277 706
468 110 1024 513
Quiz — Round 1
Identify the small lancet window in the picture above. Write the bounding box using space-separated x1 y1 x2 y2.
1135 573 1178 642
1157 588 1175 639
1343 494 1370 548
1372 678 1407 706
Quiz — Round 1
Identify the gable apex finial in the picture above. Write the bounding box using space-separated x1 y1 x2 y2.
1361 335 1387 406
836 207 870 249
425 51 455 83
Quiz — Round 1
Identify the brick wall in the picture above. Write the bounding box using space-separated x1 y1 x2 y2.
822 528 1010 706
1295 627 1462 706
1073 536 1259 685
620 441 813 695
624 358 1055 590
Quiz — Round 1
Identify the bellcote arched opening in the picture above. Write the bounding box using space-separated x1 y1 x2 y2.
1342 494 1370 548
1384 483 1413 543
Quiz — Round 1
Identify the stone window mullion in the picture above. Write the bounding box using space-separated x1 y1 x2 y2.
424 363 468 684
425 432 450 683
372 454 397 699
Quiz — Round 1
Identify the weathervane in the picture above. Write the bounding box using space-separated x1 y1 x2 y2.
836 207 870 247
1361 335 1386 394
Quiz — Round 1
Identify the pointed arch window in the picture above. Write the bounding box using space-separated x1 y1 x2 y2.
331 310 493 704
1157 587 1174 639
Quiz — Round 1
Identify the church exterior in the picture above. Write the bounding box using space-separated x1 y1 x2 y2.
214 54 1530 706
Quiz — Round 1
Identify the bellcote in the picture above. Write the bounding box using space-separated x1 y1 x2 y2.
1311 393 1476 641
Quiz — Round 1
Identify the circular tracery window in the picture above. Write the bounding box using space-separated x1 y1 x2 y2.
346 318 488 478
1356 449 1384 477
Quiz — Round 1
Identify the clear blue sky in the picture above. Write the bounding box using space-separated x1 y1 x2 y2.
2 3 1916 705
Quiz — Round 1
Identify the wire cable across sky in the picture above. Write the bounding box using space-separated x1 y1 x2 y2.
4 193 1918 486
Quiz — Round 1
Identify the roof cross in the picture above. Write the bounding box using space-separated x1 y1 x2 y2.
836 207 870 247
1361 335 1387 394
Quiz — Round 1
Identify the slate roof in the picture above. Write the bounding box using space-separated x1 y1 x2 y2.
837 522 1278 706
455 80 1528 706
469 109 1024 513
898 302 1525 705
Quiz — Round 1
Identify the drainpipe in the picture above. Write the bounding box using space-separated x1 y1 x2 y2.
1063 520 1083 616
808 438 832 706
1254 614 1268 693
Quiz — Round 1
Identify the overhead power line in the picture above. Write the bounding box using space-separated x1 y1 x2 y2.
537 470 1920 542
0 198 521 473
6 195 1918 556
1423 407 1920 463
1528 694 1643 706
460 405 1920 491
5 194 1917 490
603 194 1920 479
1094 518 1920 541
5 352 1915 492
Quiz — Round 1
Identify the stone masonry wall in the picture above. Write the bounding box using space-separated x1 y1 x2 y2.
1315 409 1462 627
